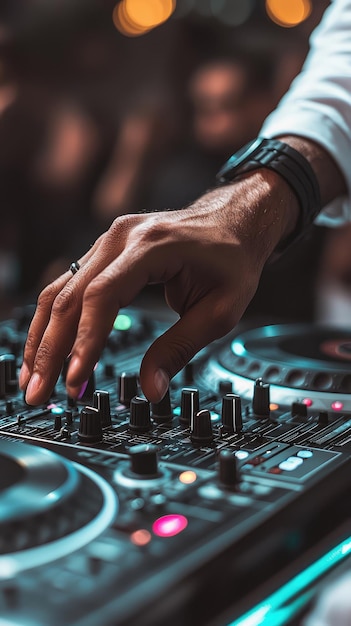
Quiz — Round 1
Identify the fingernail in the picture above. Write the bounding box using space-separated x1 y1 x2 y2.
67 379 89 400
154 369 169 400
78 379 89 399
25 373 43 401
19 362 30 389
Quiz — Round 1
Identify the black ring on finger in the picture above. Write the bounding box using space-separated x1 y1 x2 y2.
69 261 80 275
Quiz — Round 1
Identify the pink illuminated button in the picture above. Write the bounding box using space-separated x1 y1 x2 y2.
331 401 344 411
152 514 188 538
303 398 313 407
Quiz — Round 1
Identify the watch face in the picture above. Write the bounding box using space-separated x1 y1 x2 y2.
216 137 264 180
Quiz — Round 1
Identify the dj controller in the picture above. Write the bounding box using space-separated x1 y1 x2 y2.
1 304 351 625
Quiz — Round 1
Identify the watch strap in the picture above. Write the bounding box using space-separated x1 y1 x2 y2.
216 138 322 252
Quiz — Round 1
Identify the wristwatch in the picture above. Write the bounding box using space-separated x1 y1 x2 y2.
216 137 322 251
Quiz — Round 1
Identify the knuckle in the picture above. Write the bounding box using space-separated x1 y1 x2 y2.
109 214 138 237
83 277 108 302
51 285 77 318
37 283 58 310
24 331 38 354
136 221 169 246
34 340 54 375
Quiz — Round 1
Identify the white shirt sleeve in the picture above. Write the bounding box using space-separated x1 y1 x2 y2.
260 0 351 227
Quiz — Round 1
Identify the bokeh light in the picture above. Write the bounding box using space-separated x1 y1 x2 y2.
265 0 312 28
113 0 176 37
130 529 152 546
179 470 197 484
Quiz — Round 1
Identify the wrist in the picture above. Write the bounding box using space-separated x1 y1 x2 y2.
216 136 322 253
276 135 347 207
199 171 300 267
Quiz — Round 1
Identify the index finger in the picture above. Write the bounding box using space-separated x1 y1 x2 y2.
19 240 101 391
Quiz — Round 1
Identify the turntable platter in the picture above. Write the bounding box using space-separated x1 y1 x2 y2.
199 324 351 411
0 440 117 571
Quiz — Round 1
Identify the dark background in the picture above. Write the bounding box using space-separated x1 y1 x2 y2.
0 0 331 322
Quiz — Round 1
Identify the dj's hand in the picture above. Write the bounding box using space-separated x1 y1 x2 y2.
20 171 298 406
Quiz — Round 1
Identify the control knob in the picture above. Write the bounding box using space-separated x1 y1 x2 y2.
221 393 242 434
180 388 199 426
129 396 152 432
78 406 103 443
129 444 160 477
218 449 240 488
190 409 213 446
93 390 112 427
252 378 270 417
118 372 139 406
151 389 173 423
0 354 17 397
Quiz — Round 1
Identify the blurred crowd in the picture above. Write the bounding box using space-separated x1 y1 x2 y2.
0 0 349 326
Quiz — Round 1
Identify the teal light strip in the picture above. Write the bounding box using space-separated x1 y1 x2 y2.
228 535 351 626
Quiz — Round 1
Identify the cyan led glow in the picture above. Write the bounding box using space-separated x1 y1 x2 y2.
113 313 132 331
228 535 351 626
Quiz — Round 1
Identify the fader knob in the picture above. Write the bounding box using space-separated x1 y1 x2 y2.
318 411 329 425
93 390 112 427
180 388 199 426
291 402 308 419
219 449 240 488
129 396 152 432
190 409 213 446
0 354 17 397
118 373 138 406
252 378 270 417
151 389 173 423
221 394 242 434
78 406 102 443
129 443 159 477
219 380 233 394
54 413 62 431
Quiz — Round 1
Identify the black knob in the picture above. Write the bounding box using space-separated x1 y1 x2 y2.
93 390 112 427
5 400 14 414
190 409 213 446
0 354 17 397
219 380 233 394
218 449 240 488
291 402 308 419
129 396 152 432
151 389 173 423
129 443 159 477
252 378 270 417
64 409 74 425
221 394 242 434
318 410 329 425
54 413 62 431
180 388 199 426
118 372 138 406
104 363 115 378
78 406 103 443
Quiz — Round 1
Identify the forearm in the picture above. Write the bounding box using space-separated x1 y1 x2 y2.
261 0 351 220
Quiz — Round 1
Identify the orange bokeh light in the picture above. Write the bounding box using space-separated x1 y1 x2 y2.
113 0 176 37
266 0 311 27
179 470 197 484
130 529 152 546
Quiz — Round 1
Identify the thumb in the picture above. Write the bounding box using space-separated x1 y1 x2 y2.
140 295 235 402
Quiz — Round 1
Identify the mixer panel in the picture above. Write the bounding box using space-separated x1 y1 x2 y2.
1 306 351 625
